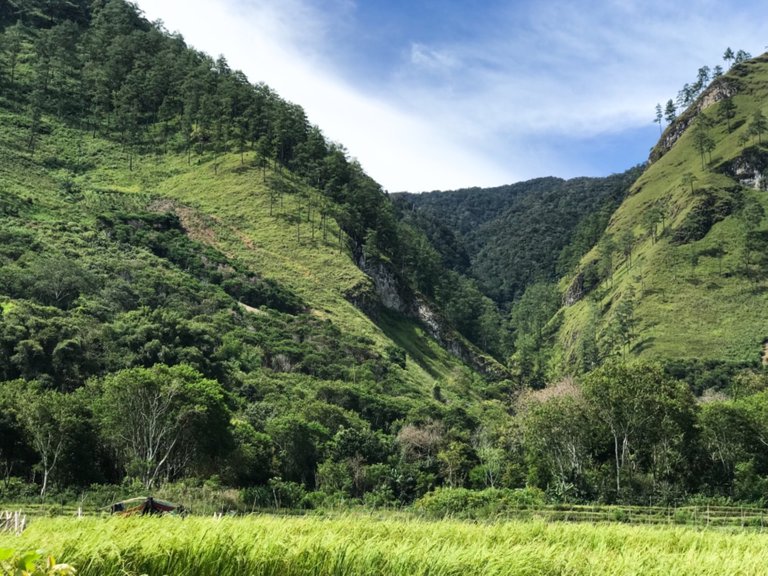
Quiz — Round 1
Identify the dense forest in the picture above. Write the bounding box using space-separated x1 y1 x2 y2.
3 0 768 509
394 169 643 306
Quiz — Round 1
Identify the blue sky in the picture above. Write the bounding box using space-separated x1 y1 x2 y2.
134 0 767 192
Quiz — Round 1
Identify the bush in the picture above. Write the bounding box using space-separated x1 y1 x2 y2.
0 477 38 500
413 487 546 519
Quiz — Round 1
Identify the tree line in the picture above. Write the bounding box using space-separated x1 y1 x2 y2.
655 47 752 130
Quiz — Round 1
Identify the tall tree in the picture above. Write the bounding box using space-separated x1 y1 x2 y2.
642 205 663 243
681 171 697 193
610 288 637 355
749 109 767 144
1 21 25 85
693 66 711 97
654 103 663 134
597 234 615 286
18 386 79 497
618 229 635 269
94 364 231 489
664 99 677 124
692 116 715 168
582 362 694 498
717 97 737 133
677 83 693 109
723 47 735 68
734 49 752 65
738 196 765 275
518 381 592 498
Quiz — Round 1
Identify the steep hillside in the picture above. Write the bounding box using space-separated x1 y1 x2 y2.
394 170 641 305
559 54 768 373
0 0 511 498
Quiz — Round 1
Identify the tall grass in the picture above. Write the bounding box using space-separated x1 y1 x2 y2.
2 515 767 575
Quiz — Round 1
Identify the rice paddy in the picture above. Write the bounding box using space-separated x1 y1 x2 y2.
2 514 767 575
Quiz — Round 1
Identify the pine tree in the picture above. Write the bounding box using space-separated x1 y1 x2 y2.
718 97 736 132
654 103 663 134
664 99 677 124
749 109 767 144
723 47 735 68
692 116 715 168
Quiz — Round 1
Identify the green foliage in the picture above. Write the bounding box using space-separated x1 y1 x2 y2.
395 169 641 306
94 364 232 488
97 210 303 313
748 109 767 144
508 282 561 384
582 362 697 501
413 486 546 518
0 548 76 576
671 187 742 244
6 0 768 510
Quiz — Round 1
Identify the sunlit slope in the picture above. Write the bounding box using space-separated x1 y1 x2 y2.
147 156 472 387
0 105 472 393
559 54 768 368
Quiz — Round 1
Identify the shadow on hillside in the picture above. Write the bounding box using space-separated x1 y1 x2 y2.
39 154 96 174
631 336 656 355
376 310 443 380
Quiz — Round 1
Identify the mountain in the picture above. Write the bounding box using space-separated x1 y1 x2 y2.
5 0 768 508
393 169 641 306
558 54 768 378
0 0 508 496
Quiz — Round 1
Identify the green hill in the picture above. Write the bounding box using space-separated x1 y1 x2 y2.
0 0 508 498
6 0 768 509
558 54 768 373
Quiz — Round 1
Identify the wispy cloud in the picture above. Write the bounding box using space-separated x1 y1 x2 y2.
135 0 768 191
409 43 461 74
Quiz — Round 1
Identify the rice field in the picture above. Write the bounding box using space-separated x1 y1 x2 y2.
2 514 768 575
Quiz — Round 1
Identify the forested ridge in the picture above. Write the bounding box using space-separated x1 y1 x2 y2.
3 0 768 510
394 169 643 305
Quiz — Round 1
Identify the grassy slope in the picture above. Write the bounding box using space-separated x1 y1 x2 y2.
0 101 470 394
559 55 768 368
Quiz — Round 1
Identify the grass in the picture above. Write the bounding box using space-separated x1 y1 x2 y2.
559 55 768 367
3 514 768 575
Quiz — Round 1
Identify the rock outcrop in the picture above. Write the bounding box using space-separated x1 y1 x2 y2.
650 78 741 163
718 146 768 190
349 251 510 380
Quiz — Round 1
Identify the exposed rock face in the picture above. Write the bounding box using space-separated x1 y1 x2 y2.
350 251 509 380
564 272 584 306
650 78 741 163
362 258 408 313
719 146 768 190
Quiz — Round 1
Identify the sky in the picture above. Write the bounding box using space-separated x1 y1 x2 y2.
133 0 767 192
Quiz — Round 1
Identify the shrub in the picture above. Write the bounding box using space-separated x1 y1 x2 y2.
0 549 75 576
413 487 546 519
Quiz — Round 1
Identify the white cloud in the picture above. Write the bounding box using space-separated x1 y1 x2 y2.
135 0 511 191
410 43 461 74
134 0 768 191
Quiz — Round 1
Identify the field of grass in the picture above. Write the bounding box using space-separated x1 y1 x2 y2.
2 514 768 575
